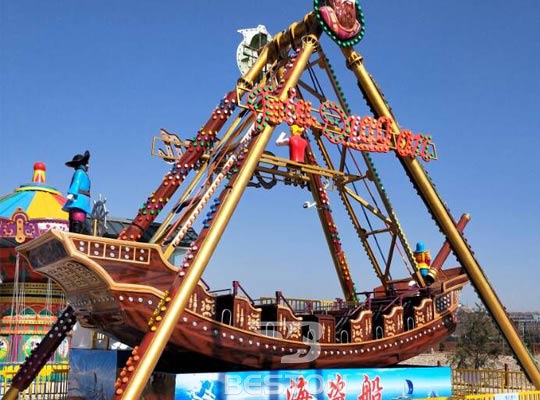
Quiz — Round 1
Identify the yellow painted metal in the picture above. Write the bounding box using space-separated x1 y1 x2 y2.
2 388 18 400
160 117 256 257
341 186 393 224
1 364 69 400
453 367 537 395
341 46 540 389
416 393 540 400
316 50 419 286
119 35 321 400
310 127 388 285
151 163 208 246
453 393 540 400
258 152 352 179
154 112 253 247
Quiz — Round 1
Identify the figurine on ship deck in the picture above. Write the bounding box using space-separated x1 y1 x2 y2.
62 150 91 234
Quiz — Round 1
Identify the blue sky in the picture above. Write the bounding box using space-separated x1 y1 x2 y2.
1 1 539 311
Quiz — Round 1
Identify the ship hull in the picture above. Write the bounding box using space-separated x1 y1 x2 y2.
17 230 468 372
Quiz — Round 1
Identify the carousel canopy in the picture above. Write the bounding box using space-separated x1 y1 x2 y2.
0 162 67 220
0 162 68 245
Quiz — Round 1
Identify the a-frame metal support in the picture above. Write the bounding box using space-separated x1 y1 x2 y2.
114 34 322 400
342 46 540 389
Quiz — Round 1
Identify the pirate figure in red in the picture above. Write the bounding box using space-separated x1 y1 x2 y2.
276 125 308 163
63 150 91 234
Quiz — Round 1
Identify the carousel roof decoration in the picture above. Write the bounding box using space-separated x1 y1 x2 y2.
0 162 68 244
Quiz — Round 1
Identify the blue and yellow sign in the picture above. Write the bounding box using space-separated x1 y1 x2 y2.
175 366 451 399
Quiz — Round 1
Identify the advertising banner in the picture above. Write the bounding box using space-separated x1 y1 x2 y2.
175 366 451 400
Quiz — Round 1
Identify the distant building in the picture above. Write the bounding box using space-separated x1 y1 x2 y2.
509 311 540 324
509 312 540 337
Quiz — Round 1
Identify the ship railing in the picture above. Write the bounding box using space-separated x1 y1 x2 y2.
232 280 256 304
275 291 294 310
334 300 369 333
208 287 233 296
256 296 364 315
367 285 437 313
209 281 257 304
255 285 433 320
367 294 403 314
199 277 211 291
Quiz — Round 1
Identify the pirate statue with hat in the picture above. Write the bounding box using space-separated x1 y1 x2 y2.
62 150 91 233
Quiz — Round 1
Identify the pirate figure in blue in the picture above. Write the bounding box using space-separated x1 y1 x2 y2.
63 150 91 233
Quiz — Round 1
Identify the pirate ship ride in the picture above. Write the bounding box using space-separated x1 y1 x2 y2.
6 1 540 399
14 4 467 370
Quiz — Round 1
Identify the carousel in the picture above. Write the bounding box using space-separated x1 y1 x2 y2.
0 163 70 393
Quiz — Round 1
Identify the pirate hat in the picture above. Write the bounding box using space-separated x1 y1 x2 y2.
415 241 426 253
65 150 90 168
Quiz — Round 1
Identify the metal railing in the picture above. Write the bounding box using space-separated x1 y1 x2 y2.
452 368 536 395
444 391 540 400
257 296 356 313
0 363 69 399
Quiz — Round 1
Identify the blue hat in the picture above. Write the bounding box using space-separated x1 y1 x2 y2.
415 242 425 253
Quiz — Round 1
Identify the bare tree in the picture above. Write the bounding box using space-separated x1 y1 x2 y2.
450 304 502 369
